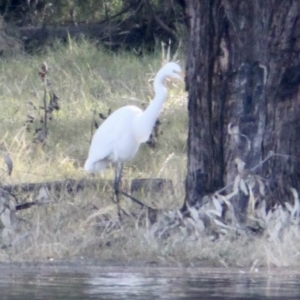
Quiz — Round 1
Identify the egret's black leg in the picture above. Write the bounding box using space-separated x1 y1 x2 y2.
113 164 152 218
114 163 124 220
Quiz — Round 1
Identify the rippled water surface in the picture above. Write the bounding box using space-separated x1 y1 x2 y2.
1 265 300 299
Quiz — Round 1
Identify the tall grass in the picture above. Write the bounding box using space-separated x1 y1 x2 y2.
1 41 300 269
0 40 189 263
0 40 187 186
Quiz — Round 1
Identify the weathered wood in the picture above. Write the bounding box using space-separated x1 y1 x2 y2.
131 178 174 194
15 202 36 211
1 177 173 211
184 0 225 208
1 178 97 195
1 178 173 194
184 0 300 220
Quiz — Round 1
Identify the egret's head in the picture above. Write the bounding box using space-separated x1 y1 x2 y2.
160 62 184 80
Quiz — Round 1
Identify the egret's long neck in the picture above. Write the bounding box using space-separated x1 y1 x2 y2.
143 75 167 126
133 72 167 142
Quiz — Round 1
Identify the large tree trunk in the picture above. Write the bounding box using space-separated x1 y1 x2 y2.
184 0 300 220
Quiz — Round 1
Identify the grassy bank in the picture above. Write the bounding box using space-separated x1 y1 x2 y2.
0 40 187 184
0 41 300 269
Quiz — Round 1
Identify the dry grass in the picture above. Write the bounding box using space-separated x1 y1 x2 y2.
0 40 187 183
1 40 300 269
0 39 188 263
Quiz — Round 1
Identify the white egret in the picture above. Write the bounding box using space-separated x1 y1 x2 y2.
84 62 183 212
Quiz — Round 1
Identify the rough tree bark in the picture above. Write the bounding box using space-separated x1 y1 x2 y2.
183 0 300 220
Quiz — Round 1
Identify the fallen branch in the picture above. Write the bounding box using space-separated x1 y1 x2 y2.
0 177 173 211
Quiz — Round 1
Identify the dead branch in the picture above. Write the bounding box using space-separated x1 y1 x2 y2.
1 177 173 211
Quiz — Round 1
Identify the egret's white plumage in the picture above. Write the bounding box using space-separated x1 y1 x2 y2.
84 62 183 174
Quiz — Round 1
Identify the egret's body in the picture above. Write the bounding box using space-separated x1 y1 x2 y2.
84 105 142 172
84 62 182 174
84 62 182 213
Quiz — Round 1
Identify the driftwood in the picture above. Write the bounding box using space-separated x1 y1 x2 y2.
0 178 173 212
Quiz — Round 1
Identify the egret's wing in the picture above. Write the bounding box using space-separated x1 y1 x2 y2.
86 106 142 166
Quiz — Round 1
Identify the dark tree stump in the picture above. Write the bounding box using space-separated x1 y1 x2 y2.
183 0 300 220
131 178 174 194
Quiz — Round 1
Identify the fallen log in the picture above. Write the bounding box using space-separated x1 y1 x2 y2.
0 178 173 211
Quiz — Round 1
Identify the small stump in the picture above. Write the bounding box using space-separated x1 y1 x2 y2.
130 178 174 195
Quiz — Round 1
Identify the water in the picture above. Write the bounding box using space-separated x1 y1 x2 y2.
0 265 300 299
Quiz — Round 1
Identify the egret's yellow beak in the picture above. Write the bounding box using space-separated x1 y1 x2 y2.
174 70 185 80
